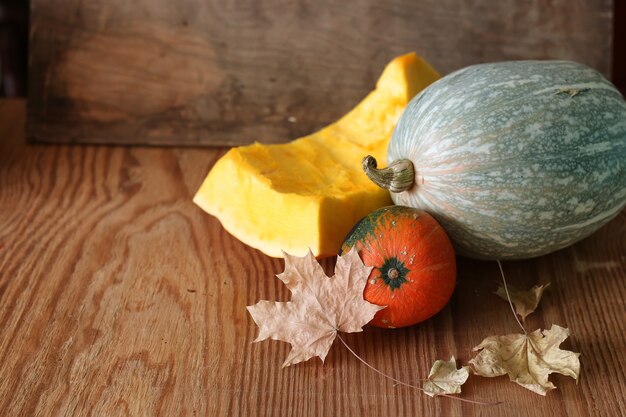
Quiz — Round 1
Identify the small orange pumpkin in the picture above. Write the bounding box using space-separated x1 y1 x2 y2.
340 206 456 328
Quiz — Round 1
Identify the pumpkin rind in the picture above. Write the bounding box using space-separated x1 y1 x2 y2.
388 60 626 259
341 206 456 328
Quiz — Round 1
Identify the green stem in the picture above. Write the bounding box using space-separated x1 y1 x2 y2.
362 156 415 193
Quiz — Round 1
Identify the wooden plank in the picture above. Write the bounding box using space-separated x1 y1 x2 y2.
614 0 626 93
2 100 625 416
27 0 613 146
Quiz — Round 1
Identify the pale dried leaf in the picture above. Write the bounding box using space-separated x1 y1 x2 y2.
423 356 469 397
495 282 550 322
470 324 580 395
247 248 385 367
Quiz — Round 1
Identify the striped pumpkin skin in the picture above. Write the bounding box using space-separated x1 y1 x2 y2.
388 61 626 259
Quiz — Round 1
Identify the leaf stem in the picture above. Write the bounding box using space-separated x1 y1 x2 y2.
497 260 527 335
337 333 422 389
336 334 501 406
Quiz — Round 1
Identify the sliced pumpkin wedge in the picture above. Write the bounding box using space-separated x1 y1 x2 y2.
194 53 440 257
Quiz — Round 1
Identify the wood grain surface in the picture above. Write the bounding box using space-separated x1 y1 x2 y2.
2 100 625 416
27 0 614 146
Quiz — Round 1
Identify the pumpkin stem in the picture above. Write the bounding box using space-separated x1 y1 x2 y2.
362 156 415 193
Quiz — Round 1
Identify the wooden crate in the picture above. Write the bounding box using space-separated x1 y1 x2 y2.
27 0 613 146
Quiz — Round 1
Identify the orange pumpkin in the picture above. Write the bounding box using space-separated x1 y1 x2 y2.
340 206 456 328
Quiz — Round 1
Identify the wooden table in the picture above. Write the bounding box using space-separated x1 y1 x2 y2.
1 99 624 416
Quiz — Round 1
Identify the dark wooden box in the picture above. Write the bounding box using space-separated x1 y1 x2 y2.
27 0 613 146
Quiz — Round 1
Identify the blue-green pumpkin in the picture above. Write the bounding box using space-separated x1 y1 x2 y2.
363 60 626 260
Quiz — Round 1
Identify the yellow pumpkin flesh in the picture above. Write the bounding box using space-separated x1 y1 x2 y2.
193 53 440 257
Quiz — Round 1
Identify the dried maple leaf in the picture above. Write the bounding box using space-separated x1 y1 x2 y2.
495 282 551 322
423 356 469 397
247 247 385 368
469 324 580 395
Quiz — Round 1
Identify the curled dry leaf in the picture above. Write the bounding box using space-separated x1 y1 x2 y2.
247 248 385 367
469 324 580 395
423 356 469 397
495 282 551 322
